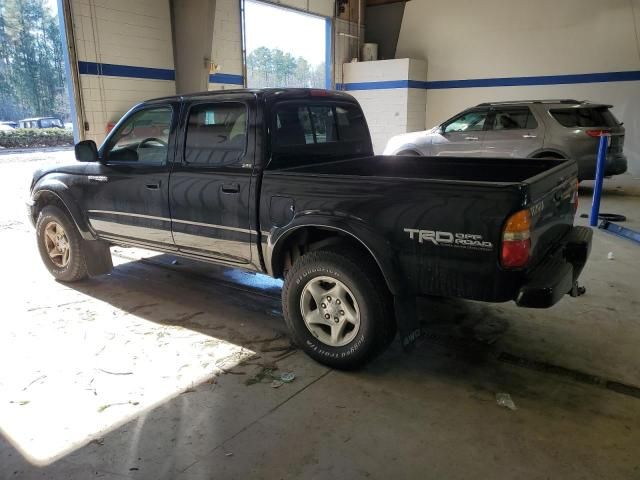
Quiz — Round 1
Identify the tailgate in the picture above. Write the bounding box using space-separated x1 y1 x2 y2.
525 160 579 267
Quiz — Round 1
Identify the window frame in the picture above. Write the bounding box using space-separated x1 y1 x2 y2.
180 100 250 169
101 104 175 167
486 107 538 131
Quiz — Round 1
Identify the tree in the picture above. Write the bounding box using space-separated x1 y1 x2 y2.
0 0 69 122
246 46 325 89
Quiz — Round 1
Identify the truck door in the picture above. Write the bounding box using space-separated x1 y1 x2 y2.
169 95 255 264
483 106 543 157
431 108 489 156
82 103 177 248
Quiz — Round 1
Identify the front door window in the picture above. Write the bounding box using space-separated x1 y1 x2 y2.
104 107 173 165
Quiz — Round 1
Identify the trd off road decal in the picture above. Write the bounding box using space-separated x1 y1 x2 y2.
404 228 493 251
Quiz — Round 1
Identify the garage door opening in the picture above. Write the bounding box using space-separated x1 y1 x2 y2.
243 0 330 89
0 0 74 136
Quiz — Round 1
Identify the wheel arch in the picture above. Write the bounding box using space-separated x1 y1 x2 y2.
529 149 567 159
31 182 95 240
269 222 403 295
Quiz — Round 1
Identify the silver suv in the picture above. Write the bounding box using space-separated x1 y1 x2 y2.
383 100 627 180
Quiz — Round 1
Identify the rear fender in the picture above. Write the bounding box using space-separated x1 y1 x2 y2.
268 214 405 295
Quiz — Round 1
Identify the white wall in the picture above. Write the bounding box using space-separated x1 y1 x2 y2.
70 0 176 144
343 59 426 152
395 0 640 174
208 0 244 90
173 0 216 94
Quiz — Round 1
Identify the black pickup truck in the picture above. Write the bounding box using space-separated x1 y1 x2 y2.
28 88 592 368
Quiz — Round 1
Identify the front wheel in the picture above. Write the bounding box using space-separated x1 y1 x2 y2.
282 247 395 369
35 205 88 282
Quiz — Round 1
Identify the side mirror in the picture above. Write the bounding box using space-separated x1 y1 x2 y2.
75 140 99 162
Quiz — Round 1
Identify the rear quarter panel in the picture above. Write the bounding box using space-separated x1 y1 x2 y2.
260 172 526 301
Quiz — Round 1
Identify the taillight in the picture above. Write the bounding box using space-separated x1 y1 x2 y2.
501 209 531 268
571 179 579 213
586 129 610 138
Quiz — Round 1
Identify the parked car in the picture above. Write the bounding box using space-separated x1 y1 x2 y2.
18 117 64 129
383 100 627 180
27 89 592 369
0 124 14 131
0 121 17 129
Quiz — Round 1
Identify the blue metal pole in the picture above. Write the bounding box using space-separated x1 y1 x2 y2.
590 134 608 226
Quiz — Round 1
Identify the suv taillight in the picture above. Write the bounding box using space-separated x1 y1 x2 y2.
586 129 610 138
501 209 531 268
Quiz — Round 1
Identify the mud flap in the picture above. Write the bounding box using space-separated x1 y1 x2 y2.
84 240 113 276
394 296 422 351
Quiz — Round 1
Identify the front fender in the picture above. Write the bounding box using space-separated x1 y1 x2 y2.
31 176 96 240
267 213 405 295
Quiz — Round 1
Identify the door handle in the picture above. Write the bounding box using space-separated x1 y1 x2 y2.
522 134 537 139
221 183 240 193
88 175 108 183
464 136 479 141
145 182 160 190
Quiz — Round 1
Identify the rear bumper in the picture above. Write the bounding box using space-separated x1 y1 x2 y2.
516 226 593 308
578 153 627 180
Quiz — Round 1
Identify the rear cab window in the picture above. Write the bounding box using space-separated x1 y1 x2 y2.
550 107 619 128
270 101 372 169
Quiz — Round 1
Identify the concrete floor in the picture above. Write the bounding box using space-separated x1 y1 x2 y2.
1 149 640 479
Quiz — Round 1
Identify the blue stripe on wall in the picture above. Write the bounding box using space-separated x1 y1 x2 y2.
78 61 175 81
337 70 640 91
208 73 244 85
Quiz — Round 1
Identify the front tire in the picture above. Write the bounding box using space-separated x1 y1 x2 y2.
282 247 395 369
36 205 88 282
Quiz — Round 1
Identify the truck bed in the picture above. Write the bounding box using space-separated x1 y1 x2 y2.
277 155 567 184
261 154 578 303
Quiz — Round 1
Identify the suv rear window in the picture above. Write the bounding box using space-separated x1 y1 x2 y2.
550 107 619 128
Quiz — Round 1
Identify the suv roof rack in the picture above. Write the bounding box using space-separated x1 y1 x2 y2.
477 99 582 106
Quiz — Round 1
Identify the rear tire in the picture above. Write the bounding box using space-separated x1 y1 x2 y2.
282 246 395 369
36 205 88 282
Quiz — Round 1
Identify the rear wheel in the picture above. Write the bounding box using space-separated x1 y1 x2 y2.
36 206 88 282
282 247 395 369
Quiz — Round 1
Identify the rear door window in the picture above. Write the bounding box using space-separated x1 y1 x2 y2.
184 102 247 167
550 107 619 127
491 108 538 130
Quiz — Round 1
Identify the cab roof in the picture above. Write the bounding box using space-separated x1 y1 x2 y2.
144 88 357 104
